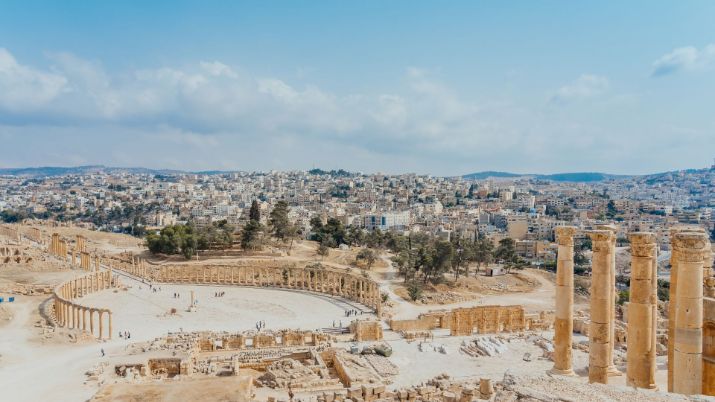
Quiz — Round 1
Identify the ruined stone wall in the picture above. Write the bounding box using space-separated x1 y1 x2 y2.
147 358 185 378
450 305 526 336
351 320 383 342
388 312 450 332
0 245 33 264
389 305 532 336
179 330 331 353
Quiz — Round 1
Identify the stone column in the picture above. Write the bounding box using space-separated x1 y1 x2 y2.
597 224 621 376
672 232 706 395
90 309 94 336
626 232 657 389
551 226 577 375
588 230 613 384
108 311 113 340
82 308 87 331
98 311 104 339
668 226 705 391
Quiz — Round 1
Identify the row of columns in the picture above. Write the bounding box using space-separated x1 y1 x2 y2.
155 265 382 315
0 224 21 242
53 270 115 340
49 233 69 259
552 225 713 396
53 301 112 340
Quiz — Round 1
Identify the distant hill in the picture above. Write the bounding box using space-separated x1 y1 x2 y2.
0 165 187 177
462 171 523 180
462 171 629 182
537 172 628 182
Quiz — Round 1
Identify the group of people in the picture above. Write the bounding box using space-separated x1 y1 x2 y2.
255 320 266 331
214 291 226 297
344 309 362 317
172 292 181 298
119 330 132 339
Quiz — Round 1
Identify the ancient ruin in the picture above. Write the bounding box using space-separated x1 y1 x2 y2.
2 221 715 401
551 226 576 376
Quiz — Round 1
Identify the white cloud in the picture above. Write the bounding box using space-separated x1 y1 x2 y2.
550 74 610 103
1 48 709 175
652 44 715 76
0 48 67 112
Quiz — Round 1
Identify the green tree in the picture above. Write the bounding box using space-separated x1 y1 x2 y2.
346 225 366 246
424 240 453 283
317 243 330 258
495 238 519 273
473 237 494 276
241 220 262 250
269 201 292 240
356 248 377 270
249 200 261 222
406 281 423 301
450 234 473 280
366 228 384 249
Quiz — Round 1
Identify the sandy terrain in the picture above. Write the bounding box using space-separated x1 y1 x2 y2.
0 275 376 402
82 275 376 342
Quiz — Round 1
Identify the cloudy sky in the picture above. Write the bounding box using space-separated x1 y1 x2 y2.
1 1 714 175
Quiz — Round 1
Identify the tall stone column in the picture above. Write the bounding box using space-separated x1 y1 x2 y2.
626 232 657 389
108 311 113 340
668 226 705 391
596 223 620 376
588 230 613 384
98 311 104 339
551 226 577 375
90 309 94 336
672 231 706 395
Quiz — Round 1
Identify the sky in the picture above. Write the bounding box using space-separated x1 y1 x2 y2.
0 1 714 176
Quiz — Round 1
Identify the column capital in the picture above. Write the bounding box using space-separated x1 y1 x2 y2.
588 229 614 247
628 232 656 257
673 232 708 261
555 226 577 246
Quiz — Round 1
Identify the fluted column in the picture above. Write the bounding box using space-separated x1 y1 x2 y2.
668 226 705 391
551 226 577 375
626 232 657 389
672 232 706 395
588 230 614 384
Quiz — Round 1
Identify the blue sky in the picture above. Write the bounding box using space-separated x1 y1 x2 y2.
1 1 714 175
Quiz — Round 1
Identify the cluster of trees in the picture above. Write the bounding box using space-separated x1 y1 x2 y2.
307 216 529 282
146 220 234 259
241 200 299 251
0 208 51 223
390 234 526 283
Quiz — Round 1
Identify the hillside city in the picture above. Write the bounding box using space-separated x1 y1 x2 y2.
2 164 714 263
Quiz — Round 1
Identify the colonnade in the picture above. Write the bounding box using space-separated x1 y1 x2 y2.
49 233 68 259
52 270 115 340
153 264 382 315
0 224 20 242
551 225 713 396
